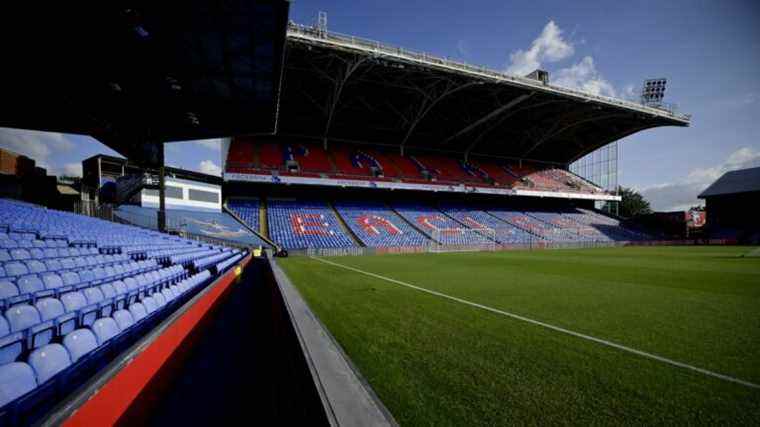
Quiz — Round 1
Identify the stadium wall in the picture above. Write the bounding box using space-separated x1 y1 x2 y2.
139 177 222 212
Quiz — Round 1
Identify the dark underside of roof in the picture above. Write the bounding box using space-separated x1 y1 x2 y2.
276 39 687 165
0 1 289 157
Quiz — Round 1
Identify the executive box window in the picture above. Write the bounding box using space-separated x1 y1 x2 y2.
144 186 183 199
188 188 219 203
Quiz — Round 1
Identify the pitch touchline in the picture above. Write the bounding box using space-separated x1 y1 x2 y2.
308 256 760 390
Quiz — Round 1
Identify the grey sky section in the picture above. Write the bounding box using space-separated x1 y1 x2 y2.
269 255 398 426
310 256 760 390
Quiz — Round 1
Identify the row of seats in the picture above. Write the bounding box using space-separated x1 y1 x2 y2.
227 199 261 234
0 198 247 423
391 203 492 246
267 200 356 250
0 269 212 409
0 259 160 310
224 140 605 195
248 198 649 249
333 201 429 248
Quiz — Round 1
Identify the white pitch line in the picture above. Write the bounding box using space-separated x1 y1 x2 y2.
308 256 760 390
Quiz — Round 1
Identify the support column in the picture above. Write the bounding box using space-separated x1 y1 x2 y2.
157 144 167 232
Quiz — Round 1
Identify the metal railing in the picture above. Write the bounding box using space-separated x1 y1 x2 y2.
287 22 691 122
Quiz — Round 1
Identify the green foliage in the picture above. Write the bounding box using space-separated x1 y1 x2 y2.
281 247 760 425
618 186 652 217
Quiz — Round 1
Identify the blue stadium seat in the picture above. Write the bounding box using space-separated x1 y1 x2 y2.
0 279 19 299
5 304 53 348
112 310 134 331
60 291 98 327
0 250 11 262
91 318 120 344
35 297 76 336
43 259 62 272
142 296 158 314
0 333 24 365
60 271 80 287
4 262 29 277
41 272 64 290
24 260 46 274
10 249 30 261
0 363 37 407
17 275 44 295
128 303 148 322
28 344 71 383
63 329 98 362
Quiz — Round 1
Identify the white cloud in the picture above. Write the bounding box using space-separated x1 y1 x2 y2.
553 56 617 97
62 162 83 177
506 21 574 76
199 159 222 176
0 128 75 162
639 147 760 211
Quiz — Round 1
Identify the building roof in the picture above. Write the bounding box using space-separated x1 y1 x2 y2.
0 1 289 156
277 23 690 165
57 184 80 196
698 166 760 198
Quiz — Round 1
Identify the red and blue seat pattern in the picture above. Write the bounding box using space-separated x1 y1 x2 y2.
333 201 429 247
266 200 356 249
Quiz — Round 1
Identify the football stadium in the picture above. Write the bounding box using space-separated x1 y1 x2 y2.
0 2 758 425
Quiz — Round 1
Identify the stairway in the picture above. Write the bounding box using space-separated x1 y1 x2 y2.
328 202 365 247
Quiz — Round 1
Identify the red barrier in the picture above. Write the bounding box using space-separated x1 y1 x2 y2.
63 256 251 426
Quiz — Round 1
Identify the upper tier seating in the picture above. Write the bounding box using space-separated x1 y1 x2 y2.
333 201 429 248
284 144 332 173
267 200 356 249
0 199 245 422
412 154 482 183
391 203 491 246
225 140 608 198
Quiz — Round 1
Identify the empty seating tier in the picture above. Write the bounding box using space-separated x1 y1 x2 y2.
0 199 247 422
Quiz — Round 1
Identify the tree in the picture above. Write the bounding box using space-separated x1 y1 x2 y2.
617 186 652 218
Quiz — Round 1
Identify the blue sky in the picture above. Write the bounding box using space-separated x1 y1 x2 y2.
1 0 759 210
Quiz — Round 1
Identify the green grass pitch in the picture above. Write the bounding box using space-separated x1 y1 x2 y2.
279 246 760 425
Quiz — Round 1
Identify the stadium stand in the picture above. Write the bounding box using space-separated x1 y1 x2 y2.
0 198 245 421
391 202 492 245
225 139 609 198
333 201 429 248
267 199 356 249
486 207 579 242
439 204 535 244
226 198 262 235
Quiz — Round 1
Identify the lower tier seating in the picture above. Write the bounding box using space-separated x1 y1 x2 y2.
267 200 356 250
0 199 246 422
334 201 429 248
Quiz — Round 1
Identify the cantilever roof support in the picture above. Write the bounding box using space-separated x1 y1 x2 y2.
463 99 565 161
443 93 533 152
521 113 626 158
322 55 368 150
398 81 482 157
